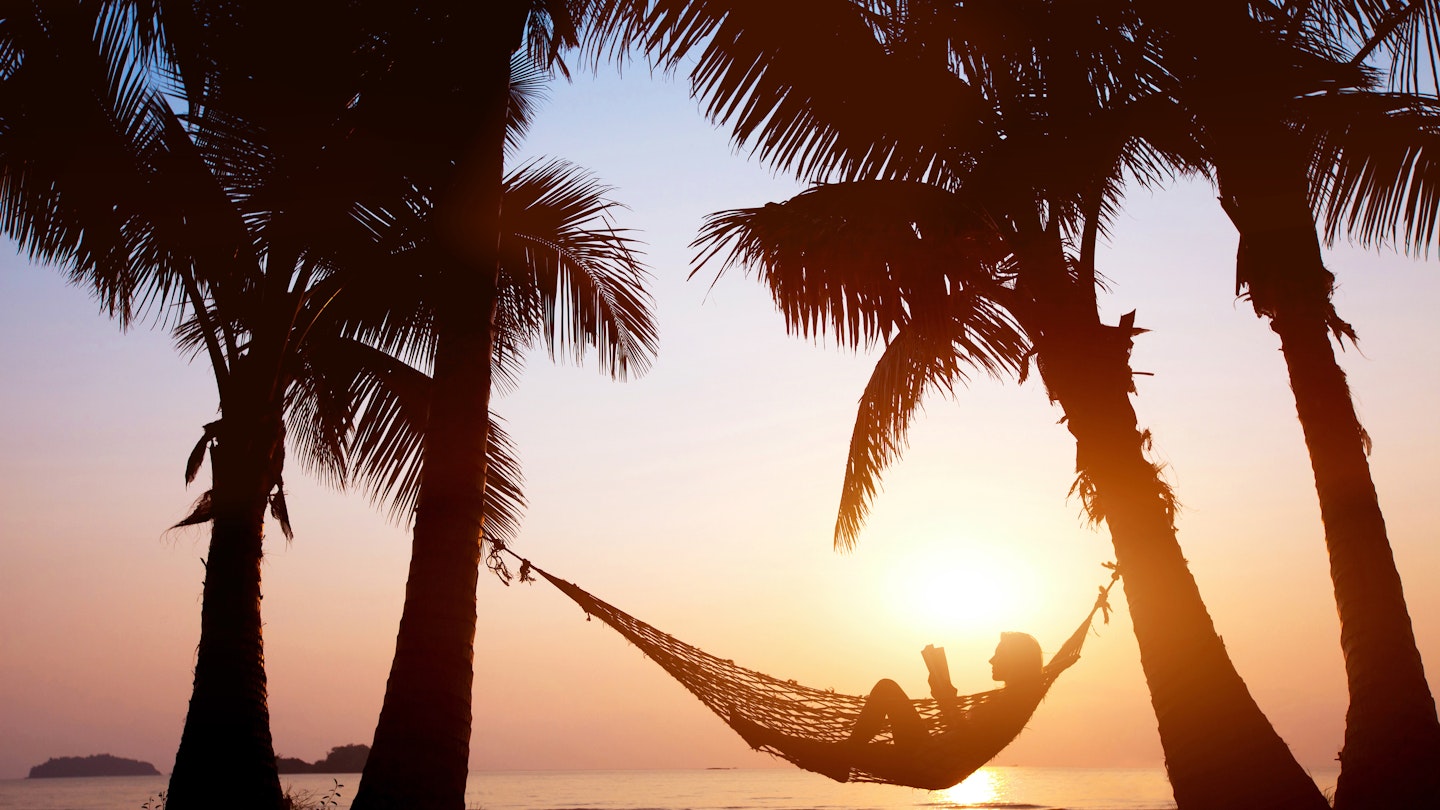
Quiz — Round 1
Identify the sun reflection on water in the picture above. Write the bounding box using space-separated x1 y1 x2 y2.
936 767 1008 807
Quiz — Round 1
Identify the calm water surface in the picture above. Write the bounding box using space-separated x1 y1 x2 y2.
0 767 1342 810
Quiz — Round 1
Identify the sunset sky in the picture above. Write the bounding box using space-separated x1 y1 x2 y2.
1 67 1437 781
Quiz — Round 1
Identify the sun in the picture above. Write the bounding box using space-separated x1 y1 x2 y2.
889 545 1038 638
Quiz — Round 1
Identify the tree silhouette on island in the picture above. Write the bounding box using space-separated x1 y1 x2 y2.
28 754 160 779
276 744 371 775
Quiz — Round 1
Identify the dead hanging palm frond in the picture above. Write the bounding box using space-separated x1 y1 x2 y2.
269 481 293 541
185 420 222 484
172 490 214 529
1301 89 1440 254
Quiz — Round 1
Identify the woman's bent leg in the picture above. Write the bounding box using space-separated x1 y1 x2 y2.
849 679 926 746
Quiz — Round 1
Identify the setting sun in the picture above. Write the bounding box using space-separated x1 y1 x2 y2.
888 545 1041 639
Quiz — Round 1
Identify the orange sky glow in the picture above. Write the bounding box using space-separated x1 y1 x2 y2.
1 70 1437 780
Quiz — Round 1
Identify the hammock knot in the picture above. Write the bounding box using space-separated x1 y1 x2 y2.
1095 586 1112 624
485 541 515 586
1094 562 1121 624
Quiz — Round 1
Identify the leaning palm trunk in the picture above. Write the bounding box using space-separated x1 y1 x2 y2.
1215 134 1440 810
167 396 287 810
1139 0 1440 798
1018 238 1329 810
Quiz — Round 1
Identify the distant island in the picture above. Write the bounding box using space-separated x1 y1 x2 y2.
276 744 369 774
28 754 160 779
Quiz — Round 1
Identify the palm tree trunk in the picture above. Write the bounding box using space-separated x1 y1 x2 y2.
350 291 498 809
351 25 514 808
1021 243 1328 810
1224 178 1440 810
1150 0 1440 792
166 404 286 810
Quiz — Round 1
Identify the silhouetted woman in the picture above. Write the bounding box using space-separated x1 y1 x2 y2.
732 632 1046 789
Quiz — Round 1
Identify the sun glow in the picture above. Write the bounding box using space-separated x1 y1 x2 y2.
938 767 1005 805
889 545 1039 639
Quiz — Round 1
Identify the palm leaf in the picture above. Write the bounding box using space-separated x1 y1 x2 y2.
1304 90 1440 253
499 158 658 380
694 179 1029 545
315 336 527 544
1300 0 1440 92
629 0 992 183
184 420 221 484
696 179 1012 350
0 2 184 325
836 296 1028 549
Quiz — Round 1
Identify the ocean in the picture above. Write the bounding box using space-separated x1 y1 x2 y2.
0 766 1342 810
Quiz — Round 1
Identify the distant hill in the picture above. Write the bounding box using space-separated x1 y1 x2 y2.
28 754 160 779
276 744 369 774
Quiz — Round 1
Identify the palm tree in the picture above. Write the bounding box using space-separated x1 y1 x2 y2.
344 8 664 806
2 5 305 805
3 6 639 808
1133 4 1440 806
685 2 1330 807
2 4 443 805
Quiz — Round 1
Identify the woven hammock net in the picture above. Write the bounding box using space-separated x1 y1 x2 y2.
526 563 1112 791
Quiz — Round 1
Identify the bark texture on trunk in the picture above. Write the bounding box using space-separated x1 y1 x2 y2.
1227 181 1440 810
166 404 286 810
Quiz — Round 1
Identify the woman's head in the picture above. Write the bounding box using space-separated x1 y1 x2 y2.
990 632 1043 684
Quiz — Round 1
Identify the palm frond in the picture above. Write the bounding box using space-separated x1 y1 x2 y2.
1304 89 1440 252
696 179 1010 350
0 1 188 325
172 489 214 529
319 336 527 543
499 158 658 379
507 51 550 157
287 338 357 490
636 0 992 183
1299 0 1440 93
184 420 221 484
269 480 294 541
835 296 1029 549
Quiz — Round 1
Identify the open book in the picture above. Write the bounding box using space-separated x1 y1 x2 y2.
922 644 957 700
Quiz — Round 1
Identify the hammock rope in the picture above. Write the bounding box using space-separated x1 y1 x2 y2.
506 552 1119 790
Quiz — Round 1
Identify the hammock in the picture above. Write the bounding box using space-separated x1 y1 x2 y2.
513 557 1117 791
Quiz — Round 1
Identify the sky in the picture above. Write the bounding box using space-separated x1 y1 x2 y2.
1 65 1438 782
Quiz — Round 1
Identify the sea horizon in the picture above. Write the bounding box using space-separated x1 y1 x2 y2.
0 764 1343 810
